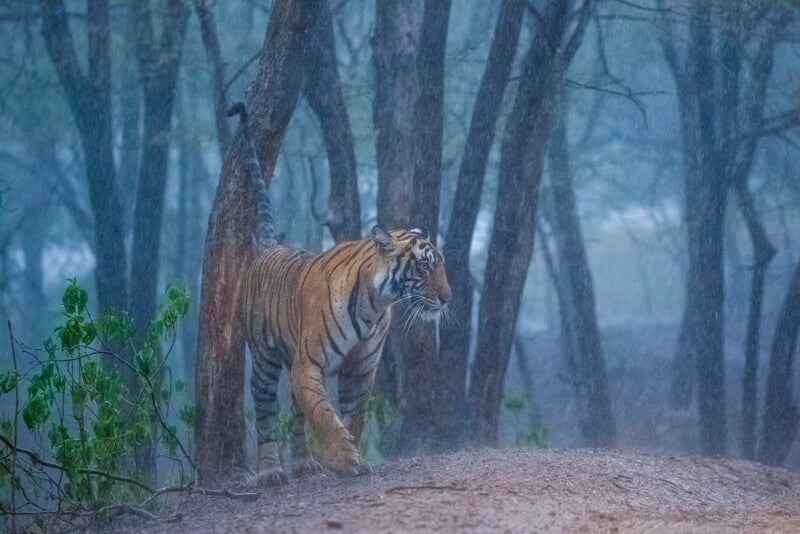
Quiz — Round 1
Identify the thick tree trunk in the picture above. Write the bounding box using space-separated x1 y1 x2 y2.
396 0 452 453
438 0 524 445
40 0 128 316
303 0 361 243
372 0 422 439
547 96 615 447
735 180 776 459
469 0 591 445
758 262 800 465
194 0 318 485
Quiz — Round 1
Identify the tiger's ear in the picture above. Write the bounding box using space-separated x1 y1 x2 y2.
409 226 429 240
371 226 395 252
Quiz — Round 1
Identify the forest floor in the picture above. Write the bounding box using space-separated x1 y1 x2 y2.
110 447 800 533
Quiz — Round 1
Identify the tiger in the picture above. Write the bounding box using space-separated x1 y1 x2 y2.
229 103 452 486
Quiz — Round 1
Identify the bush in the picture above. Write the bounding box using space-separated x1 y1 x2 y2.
0 279 196 527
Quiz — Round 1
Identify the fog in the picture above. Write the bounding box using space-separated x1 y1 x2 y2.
1 1 800 524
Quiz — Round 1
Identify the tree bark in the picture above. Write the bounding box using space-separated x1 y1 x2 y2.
40 0 128 316
303 0 361 243
438 0 524 445
759 261 800 465
372 0 422 438
194 0 319 485
547 93 615 447
469 0 592 445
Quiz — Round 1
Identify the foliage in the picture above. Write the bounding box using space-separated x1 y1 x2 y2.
503 392 549 449
0 279 195 526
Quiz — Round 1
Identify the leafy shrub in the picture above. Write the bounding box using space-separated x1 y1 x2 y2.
0 279 195 526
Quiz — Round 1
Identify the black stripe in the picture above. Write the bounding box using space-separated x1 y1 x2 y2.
323 316 344 356
348 281 362 339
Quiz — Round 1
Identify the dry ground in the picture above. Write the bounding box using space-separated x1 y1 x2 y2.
110 448 800 533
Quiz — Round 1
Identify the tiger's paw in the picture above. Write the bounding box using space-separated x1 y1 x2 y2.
292 457 325 477
249 467 288 487
319 437 363 476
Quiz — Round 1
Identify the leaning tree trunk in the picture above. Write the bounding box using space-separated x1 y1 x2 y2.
547 93 615 447
758 261 800 466
194 0 318 485
371 0 422 448
302 0 361 243
735 179 776 460
469 0 592 445
438 0 525 446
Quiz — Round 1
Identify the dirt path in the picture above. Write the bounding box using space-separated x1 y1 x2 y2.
118 448 800 532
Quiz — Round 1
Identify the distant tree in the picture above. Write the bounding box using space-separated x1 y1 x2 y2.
657 1 794 455
128 0 190 479
759 261 800 465
193 0 319 485
544 91 615 447
302 0 361 243
469 0 594 445
40 0 127 316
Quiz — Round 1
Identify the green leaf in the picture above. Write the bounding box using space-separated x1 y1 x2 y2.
0 370 17 394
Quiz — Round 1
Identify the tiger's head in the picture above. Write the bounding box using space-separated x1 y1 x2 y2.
371 225 452 320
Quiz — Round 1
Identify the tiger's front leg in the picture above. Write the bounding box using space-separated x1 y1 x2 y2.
292 341 363 475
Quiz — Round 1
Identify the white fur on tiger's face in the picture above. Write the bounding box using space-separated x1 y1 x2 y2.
241 225 450 485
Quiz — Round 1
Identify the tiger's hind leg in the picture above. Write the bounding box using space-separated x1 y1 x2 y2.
290 393 324 476
250 348 288 486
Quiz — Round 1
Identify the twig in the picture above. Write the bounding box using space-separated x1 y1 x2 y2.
0 433 156 494
224 51 260 92
385 484 468 493
193 487 260 502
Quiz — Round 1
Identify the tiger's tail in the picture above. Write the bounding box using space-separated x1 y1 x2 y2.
227 102 277 251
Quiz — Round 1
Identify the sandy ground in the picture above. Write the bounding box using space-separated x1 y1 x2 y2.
112 448 800 533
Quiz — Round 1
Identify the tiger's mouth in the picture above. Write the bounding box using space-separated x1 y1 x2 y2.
412 296 445 321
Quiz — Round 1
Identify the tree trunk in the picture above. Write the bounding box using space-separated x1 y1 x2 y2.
194 0 318 485
394 0 452 453
735 180 776 459
40 0 128 316
303 0 361 243
758 261 800 465
438 0 524 445
547 94 615 447
372 0 422 443
468 0 592 445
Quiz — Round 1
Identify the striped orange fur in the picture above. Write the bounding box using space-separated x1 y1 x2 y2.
242 226 451 484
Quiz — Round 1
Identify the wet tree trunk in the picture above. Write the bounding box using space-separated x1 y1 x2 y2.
194 0 318 485
40 0 128 316
659 2 787 455
469 0 592 445
438 0 525 446
303 0 361 243
129 0 190 481
372 0 422 439
547 95 615 447
736 180 776 460
397 0 451 453
759 261 800 465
